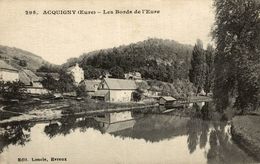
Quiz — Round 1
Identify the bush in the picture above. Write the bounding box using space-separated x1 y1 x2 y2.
0 81 26 100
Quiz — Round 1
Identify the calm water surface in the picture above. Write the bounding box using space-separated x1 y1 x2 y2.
0 103 256 164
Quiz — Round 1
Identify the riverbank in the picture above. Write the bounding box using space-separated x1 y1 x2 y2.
231 115 260 161
0 95 212 124
0 98 158 124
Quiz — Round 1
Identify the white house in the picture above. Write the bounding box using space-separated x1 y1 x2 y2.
0 60 19 82
94 78 137 102
124 72 142 81
67 63 84 85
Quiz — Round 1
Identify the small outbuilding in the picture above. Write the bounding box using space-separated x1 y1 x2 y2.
159 96 176 108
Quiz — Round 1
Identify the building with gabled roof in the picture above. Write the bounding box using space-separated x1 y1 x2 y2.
19 69 48 95
159 96 177 108
0 60 19 82
80 79 101 96
95 78 137 102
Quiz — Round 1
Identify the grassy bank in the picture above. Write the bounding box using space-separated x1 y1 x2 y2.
231 115 260 161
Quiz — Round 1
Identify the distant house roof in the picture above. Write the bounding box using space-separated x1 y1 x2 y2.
93 90 109 97
0 60 18 72
81 80 101 92
19 69 40 85
160 96 176 101
104 78 137 90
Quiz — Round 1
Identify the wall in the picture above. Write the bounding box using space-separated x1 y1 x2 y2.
26 87 49 95
0 70 19 82
109 90 133 102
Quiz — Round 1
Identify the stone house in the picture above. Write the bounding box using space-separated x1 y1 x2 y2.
93 78 137 102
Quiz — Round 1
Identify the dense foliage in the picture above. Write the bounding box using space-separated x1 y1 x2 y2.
64 38 193 82
189 40 207 94
146 79 196 99
41 70 75 93
189 40 215 96
213 0 260 112
0 81 26 99
37 64 61 73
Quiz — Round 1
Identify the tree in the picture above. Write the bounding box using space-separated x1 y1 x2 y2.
82 65 102 79
109 66 125 79
189 39 206 95
213 0 260 112
41 74 59 91
37 64 61 73
204 44 215 96
57 71 75 93
132 89 142 102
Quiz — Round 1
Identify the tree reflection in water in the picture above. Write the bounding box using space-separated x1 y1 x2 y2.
186 102 254 163
44 116 99 138
0 122 35 153
187 102 210 154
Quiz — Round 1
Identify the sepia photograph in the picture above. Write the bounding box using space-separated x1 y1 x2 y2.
0 0 259 163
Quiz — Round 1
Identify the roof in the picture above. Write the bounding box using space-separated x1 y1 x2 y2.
23 69 40 81
93 90 109 97
160 96 176 101
0 60 18 72
19 69 40 85
104 78 137 90
19 71 31 85
81 80 101 92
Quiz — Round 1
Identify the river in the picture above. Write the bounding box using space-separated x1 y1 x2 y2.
0 102 257 164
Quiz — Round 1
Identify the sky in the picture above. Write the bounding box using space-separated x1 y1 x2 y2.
0 0 215 65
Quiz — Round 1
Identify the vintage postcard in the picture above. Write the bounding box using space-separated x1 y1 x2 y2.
0 0 259 164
